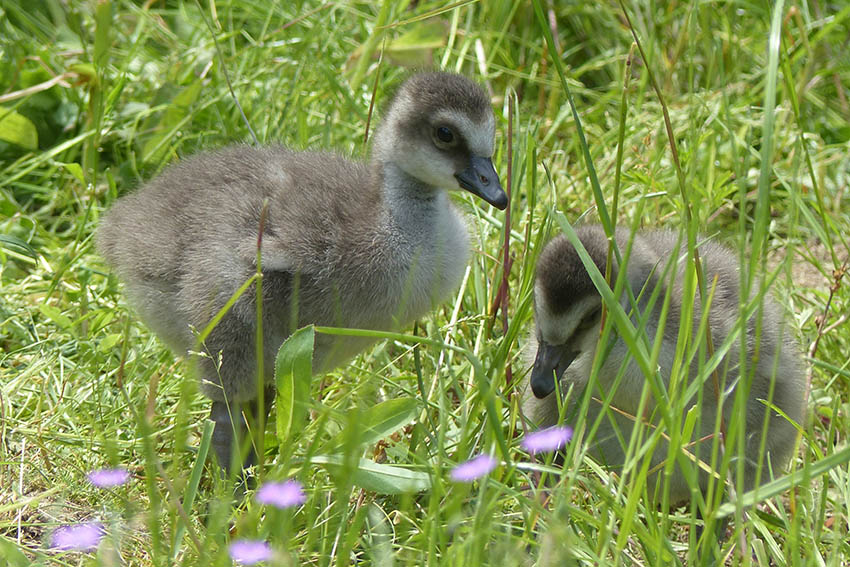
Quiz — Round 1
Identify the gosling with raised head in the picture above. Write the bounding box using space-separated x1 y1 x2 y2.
98 72 507 470
524 225 804 504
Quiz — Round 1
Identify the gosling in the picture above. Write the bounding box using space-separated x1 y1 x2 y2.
98 72 507 470
524 225 805 505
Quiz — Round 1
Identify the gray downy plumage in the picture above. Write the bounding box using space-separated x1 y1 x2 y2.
523 225 805 505
97 71 507 470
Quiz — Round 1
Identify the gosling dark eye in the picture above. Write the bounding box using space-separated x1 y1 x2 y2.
433 126 457 148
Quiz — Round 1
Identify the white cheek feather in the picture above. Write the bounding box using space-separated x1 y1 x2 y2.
538 310 571 345
402 148 459 190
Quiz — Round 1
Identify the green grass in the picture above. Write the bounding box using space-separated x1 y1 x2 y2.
2 0 849 565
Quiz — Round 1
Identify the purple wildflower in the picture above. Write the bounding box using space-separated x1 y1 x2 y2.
229 540 273 565
450 454 498 482
50 522 105 552
87 467 130 488
255 480 306 509
521 426 573 454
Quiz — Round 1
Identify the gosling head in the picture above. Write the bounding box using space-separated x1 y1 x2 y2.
372 72 507 210
530 233 609 399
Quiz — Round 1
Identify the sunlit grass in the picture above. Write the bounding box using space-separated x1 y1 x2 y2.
1 1 849 565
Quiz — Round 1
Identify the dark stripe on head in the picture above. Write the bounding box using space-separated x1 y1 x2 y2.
536 227 612 315
395 72 491 123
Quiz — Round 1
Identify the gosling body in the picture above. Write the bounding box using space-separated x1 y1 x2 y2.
98 72 506 468
524 226 805 503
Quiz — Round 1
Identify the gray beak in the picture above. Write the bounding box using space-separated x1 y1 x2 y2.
454 155 507 210
530 340 578 399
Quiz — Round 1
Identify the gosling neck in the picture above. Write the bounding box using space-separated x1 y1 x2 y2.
378 161 447 227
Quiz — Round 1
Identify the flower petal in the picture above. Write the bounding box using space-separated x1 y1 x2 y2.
229 540 273 565
255 480 306 509
50 522 105 552
87 467 130 488
520 426 573 454
450 454 498 482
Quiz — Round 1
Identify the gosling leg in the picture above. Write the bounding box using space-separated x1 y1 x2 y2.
210 400 245 473
209 388 276 472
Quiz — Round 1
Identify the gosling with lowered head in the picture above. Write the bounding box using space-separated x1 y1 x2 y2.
524 225 805 505
98 72 507 470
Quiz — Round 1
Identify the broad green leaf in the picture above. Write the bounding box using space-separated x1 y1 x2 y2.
38 304 72 330
312 455 431 494
275 326 315 444
163 80 204 126
0 537 30 567
94 0 112 69
69 63 97 78
384 22 446 67
141 79 203 162
0 107 38 150
350 22 445 69
98 333 122 352
69 63 98 86
365 502 393 566
329 397 419 449
59 162 86 185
